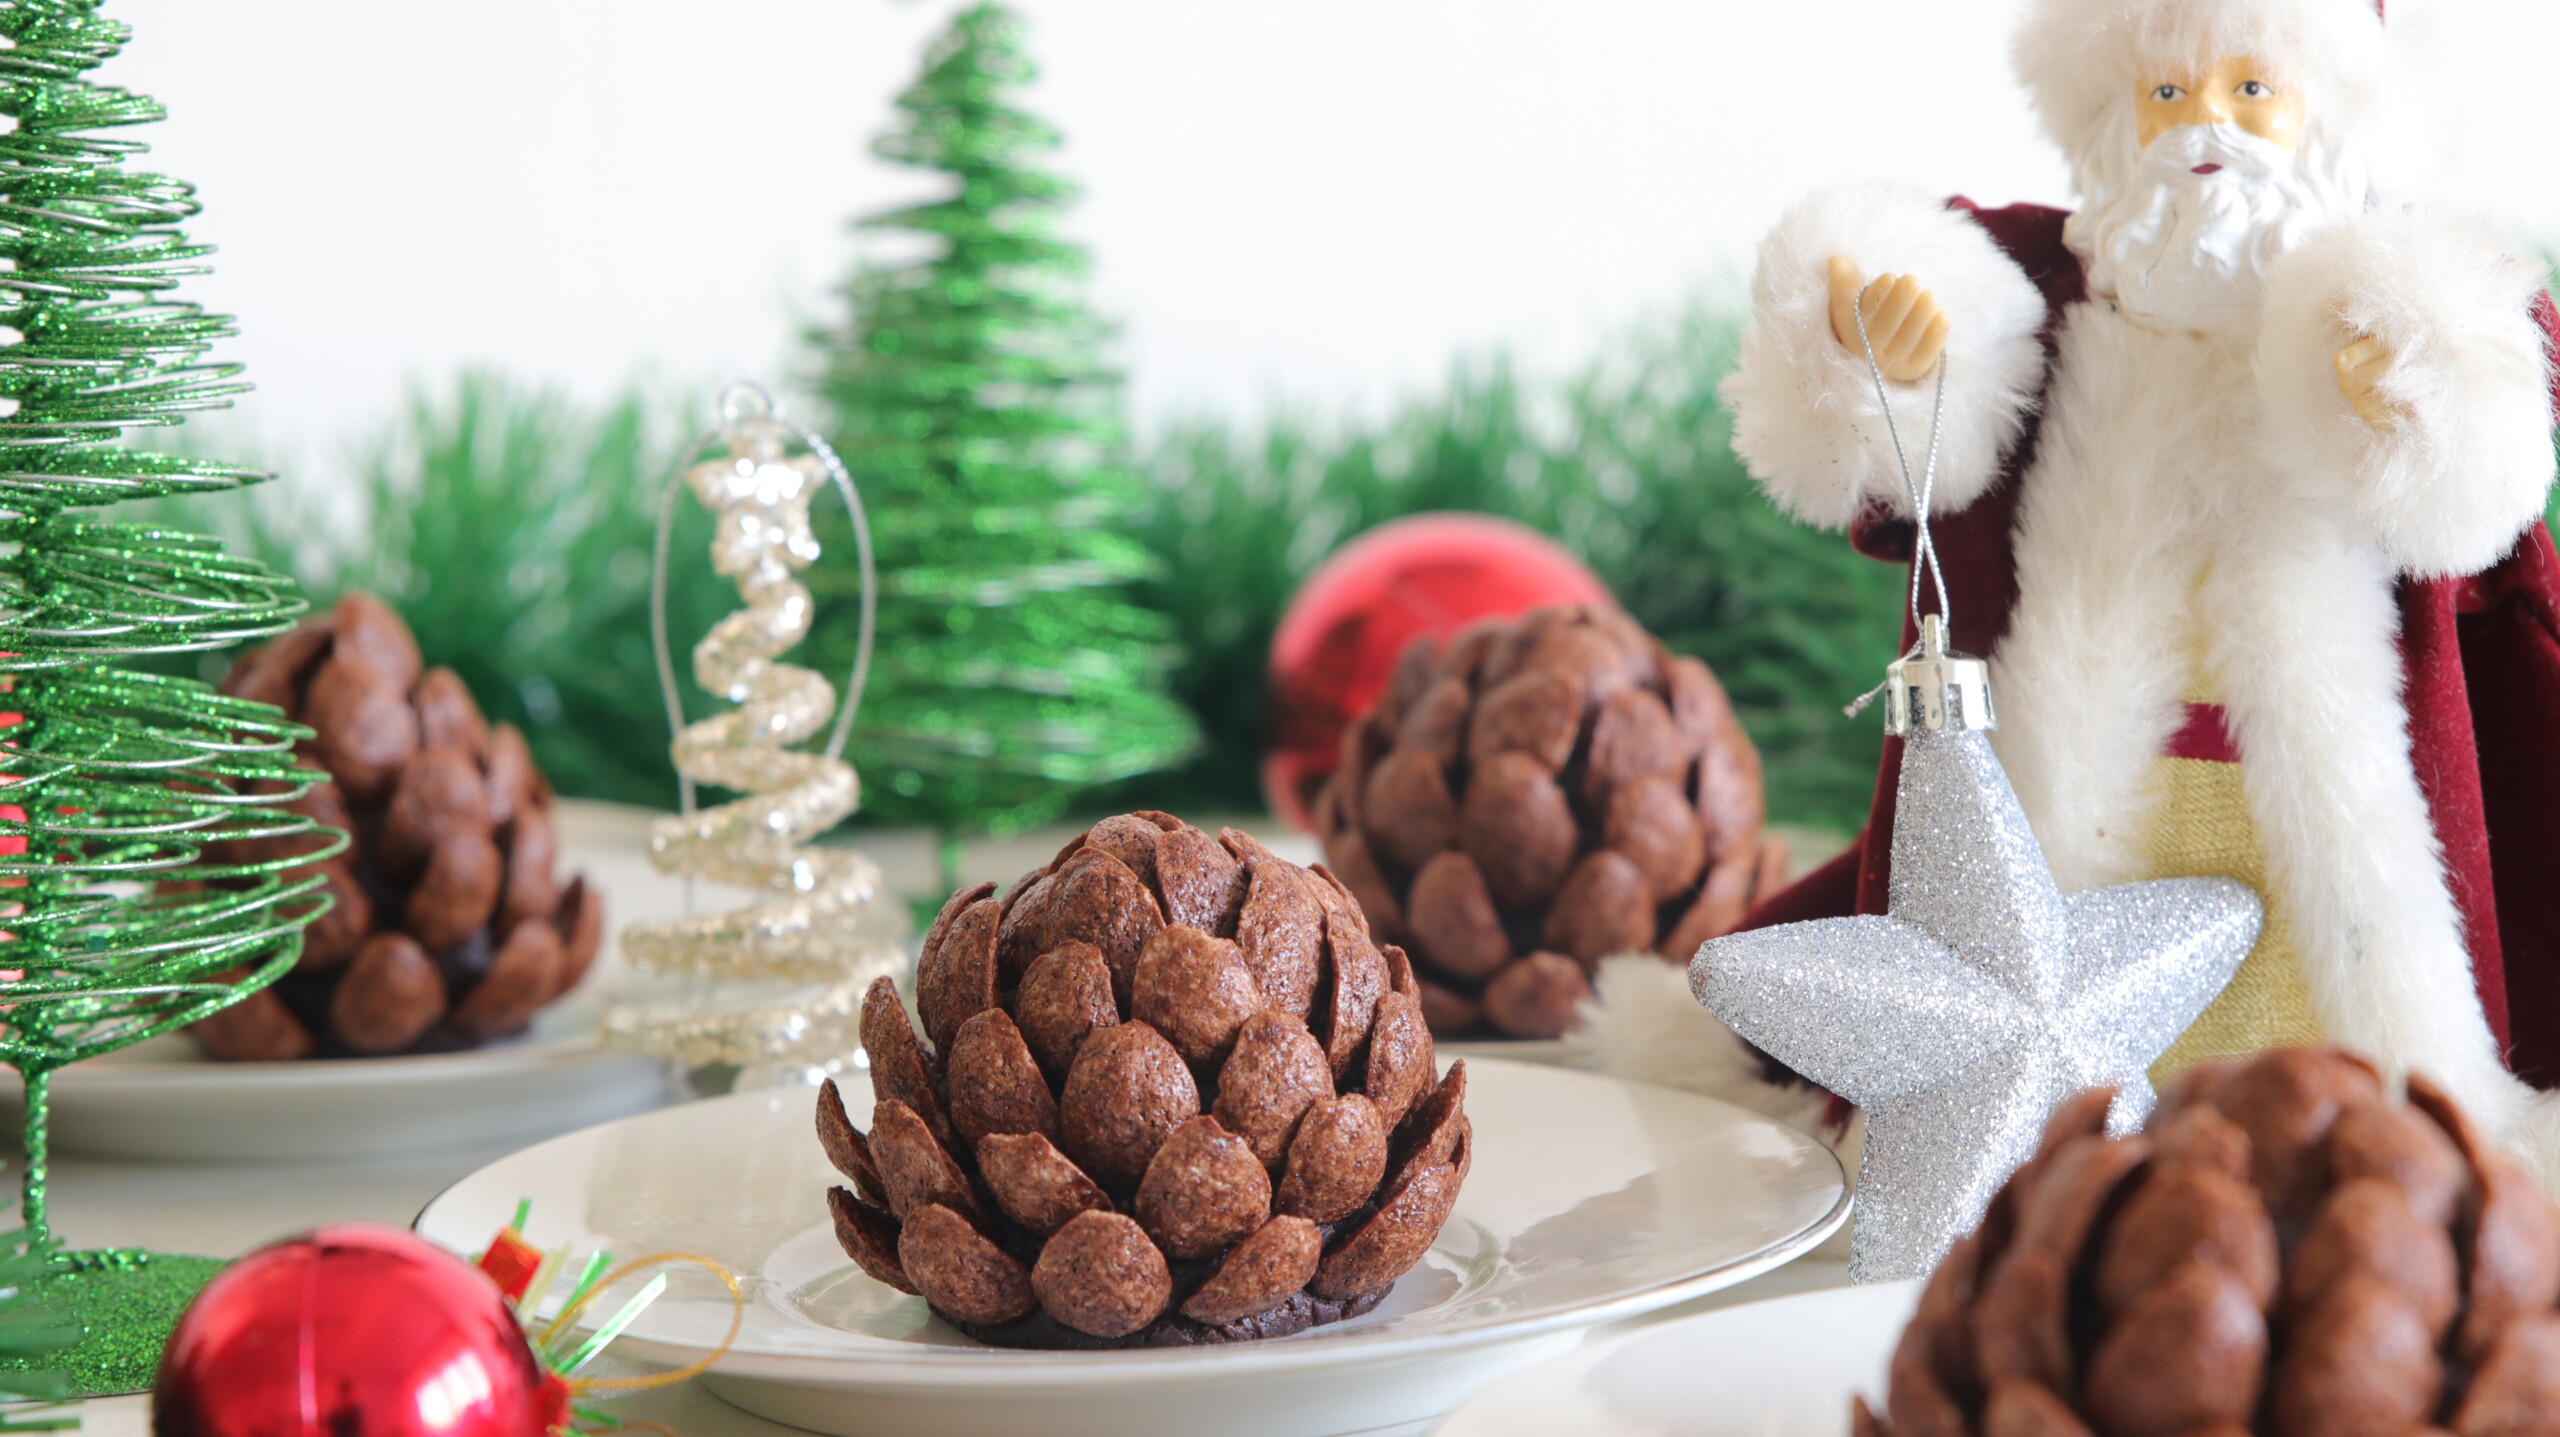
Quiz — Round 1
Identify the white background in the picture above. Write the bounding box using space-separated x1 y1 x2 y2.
101 0 2560 484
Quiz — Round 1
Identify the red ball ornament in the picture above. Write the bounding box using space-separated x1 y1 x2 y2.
154 1224 567 1437
1264 512 1611 830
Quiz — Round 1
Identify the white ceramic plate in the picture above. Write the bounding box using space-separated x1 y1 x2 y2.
413 1058 1850 1437
1432 1279 1920 1437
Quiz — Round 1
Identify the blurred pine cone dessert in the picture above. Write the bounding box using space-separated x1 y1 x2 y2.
187 592 604 1060
1859 1046 2560 1437
817 811 1469 1347
1311 603 1787 1039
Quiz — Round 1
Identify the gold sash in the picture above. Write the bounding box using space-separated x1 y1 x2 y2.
2144 733 2322 1082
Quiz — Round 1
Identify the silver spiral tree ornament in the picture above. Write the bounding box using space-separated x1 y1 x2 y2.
606 383 904 1076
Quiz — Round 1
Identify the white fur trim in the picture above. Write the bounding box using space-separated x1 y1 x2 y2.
1568 954 1840 1138
1720 183 2050 531
2499 1091 2560 1194
1987 295 2534 1162
2012 0 2420 199
2200 510 2527 1137
2256 208 2557 578
1989 306 2217 893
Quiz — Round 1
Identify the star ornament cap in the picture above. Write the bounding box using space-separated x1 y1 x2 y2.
1689 625 2262 1283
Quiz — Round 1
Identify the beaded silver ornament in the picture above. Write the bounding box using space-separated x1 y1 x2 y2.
605 383 905 1073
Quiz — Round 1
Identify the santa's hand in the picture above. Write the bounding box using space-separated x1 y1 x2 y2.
1828 255 1950 384
2261 210 2552 578
2334 334 2400 430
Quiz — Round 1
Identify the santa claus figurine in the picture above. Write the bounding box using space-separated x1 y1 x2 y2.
1669 0 2560 1178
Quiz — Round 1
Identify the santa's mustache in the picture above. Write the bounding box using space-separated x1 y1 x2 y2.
2139 121 2296 183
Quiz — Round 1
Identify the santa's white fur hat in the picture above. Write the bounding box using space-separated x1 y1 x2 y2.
2012 0 2427 199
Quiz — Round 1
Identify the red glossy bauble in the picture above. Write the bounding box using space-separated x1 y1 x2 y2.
153 1224 566 1437
1264 512 1611 830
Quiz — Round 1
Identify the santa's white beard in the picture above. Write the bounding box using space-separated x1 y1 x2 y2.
2070 123 2358 337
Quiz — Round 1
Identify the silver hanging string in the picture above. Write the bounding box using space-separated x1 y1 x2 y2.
647 381 879 822
1842 287 1954 720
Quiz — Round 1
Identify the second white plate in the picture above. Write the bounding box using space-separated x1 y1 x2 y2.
0 801 701 1162
1 999 672 1163
1433 1279 1920 1437
415 1057 1851 1437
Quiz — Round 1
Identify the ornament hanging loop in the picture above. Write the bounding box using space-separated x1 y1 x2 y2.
718 380 778 428
1849 286 1954 642
1839 274 1989 731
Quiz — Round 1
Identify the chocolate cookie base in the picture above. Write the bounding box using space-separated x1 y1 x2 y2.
947 1287 1387 1349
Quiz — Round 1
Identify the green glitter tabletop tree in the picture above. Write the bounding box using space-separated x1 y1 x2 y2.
0 0 332 1394
811 1 1196 885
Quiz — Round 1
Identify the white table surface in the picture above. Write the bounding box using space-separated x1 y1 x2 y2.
31 800 1854 1437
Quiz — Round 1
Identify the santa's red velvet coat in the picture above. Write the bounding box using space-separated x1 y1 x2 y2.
1747 198 2560 1088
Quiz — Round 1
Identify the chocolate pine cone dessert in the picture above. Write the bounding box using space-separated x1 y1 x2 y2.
1857 1046 2560 1437
187 592 604 1060
1309 603 1788 1039
816 811 1471 1348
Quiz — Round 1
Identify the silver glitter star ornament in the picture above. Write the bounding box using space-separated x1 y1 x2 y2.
1689 617 2263 1283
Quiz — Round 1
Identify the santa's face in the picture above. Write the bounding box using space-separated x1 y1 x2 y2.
2070 54 2355 338
2135 56 2306 152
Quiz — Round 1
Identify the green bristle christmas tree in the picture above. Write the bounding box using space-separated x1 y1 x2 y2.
811 1 1196 883
0 0 331 1392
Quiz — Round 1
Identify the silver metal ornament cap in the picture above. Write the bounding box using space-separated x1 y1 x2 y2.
1887 614 1996 736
